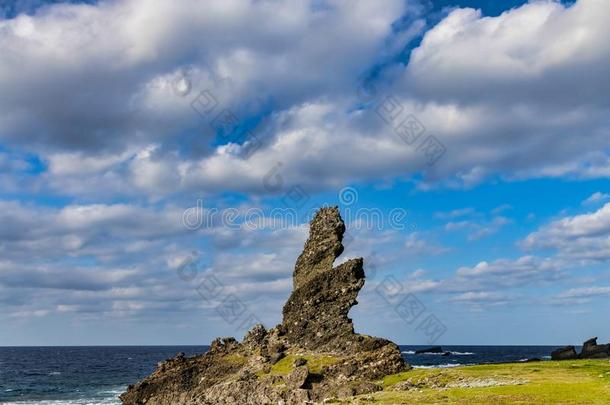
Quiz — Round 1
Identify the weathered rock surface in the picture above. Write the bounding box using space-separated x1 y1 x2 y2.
120 207 409 405
551 346 578 360
414 346 443 354
580 337 610 358
551 337 610 360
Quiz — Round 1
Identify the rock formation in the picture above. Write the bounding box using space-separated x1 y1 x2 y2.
551 337 610 360
414 346 444 355
120 207 409 404
550 346 578 361
579 337 610 358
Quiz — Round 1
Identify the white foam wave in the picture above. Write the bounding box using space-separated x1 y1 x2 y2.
403 350 474 355
4 386 125 405
413 363 462 369
4 401 120 405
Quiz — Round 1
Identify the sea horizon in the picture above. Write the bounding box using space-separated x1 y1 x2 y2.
0 345 571 403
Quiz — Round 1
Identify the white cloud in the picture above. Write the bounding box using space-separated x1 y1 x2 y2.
395 0 610 186
434 207 475 219
449 291 510 305
582 191 610 205
3 0 610 340
444 215 512 240
0 0 410 154
456 255 565 287
555 286 610 300
522 203 610 261
404 232 450 255
4 0 610 200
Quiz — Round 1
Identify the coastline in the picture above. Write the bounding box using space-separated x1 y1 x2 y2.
0 345 582 404
356 358 610 404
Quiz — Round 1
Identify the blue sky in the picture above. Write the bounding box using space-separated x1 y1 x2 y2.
1 0 609 346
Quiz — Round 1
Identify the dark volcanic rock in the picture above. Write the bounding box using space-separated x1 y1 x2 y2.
281 208 364 351
551 346 578 360
285 366 309 389
551 337 610 361
579 337 610 359
281 256 365 351
293 207 345 290
415 346 443 354
120 206 409 405
242 323 267 349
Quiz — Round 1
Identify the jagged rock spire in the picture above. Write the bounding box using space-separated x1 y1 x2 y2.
293 206 346 289
281 206 365 351
121 207 409 405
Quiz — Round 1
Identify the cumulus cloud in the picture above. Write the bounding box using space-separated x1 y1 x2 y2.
404 232 451 255
4 0 610 200
444 215 512 240
434 207 476 219
0 0 411 152
555 286 610 300
456 255 565 287
448 291 511 305
582 191 610 206
4 0 610 337
522 203 610 261
397 0 610 186
0 200 189 261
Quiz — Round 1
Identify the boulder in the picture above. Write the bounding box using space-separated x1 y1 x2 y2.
551 346 578 360
293 357 307 367
579 337 610 359
285 366 309 389
415 346 443 354
242 323 267 349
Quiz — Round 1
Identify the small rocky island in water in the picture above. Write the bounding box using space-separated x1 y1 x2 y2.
121 207 409 404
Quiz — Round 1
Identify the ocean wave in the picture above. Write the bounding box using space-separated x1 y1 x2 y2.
402 350 474 355
5 397 122 405
450 351 474 356
4 401 120 405
413 363 463 369
4 386 125 405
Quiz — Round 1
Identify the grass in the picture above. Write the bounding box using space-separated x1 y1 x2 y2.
348 359 610 404
223 353 246 366
268 354 340 375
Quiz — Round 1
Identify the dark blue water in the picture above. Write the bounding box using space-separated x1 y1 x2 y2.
400 345 563 369
0 345 562 404
0 346 208 404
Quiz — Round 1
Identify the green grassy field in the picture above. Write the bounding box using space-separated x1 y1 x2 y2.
347 359 610 404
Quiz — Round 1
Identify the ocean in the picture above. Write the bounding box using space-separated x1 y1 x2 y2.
0 345 563 404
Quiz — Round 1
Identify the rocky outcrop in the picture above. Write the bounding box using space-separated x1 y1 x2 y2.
414 346 444 354
551 337 610 360
551 346 578 360
580 337 610 358
120 207 409 405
